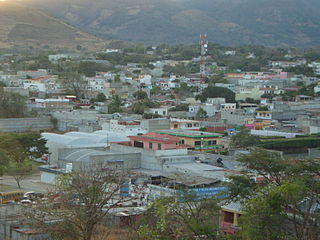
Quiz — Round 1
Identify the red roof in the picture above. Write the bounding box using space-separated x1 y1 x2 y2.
129 132 180 144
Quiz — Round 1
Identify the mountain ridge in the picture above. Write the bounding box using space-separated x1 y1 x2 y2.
9 0 320 47
0 1 106 50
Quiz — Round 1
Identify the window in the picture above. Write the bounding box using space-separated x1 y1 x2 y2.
149 142 153 149
181 139 185 144
208 140 217 145
187 123 192 128
158 144 162 150
195 141 201 146
174 124 178 129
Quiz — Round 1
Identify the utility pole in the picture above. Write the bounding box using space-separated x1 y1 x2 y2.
199 34 208 84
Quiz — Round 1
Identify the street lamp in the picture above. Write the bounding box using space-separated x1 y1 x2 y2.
200 137 204 151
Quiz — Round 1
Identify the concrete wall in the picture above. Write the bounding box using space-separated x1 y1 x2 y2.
140 118 170 132
221 110 254 125
308 148 320 158
0 117 52 132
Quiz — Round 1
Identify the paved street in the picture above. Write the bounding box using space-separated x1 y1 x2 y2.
0 173 53 193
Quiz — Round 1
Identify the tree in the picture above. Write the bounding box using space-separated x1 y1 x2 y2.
230 127 260 149
132 99 160 114
132 102 145 114
24 168 128 240
142 113 162 119
133 90 148 100
133 195 223 240
196 86 235 103
58 62 88 99
0 136 35 188
169 104 189 112
196 107 208 119
108 95 122 114
6 158 36 189
227 149 320 240
0 88 27 118
11 133 48 159
114 74 121 82
95 93 107 102
0 133 47 187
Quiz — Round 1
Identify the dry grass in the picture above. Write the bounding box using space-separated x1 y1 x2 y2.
0 1 106 50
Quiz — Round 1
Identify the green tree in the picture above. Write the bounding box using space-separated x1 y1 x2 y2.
230 127 260 149
114 74 121 82
196 86 235 103
0 88 27 118
108 95 122 114
133 195 223 240
142 113 162 119
133 90 148 100
0 135 37 188
196 107 208 119
227 149 320 240
95 93 107 102
169 104 189 112
132 102 145 114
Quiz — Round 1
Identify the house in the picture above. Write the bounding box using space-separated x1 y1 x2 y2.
221 202 243 235
221 109 255 126
221 103 236 110
256 111 272 120
156 129 225 152
128 133 183 151
170 118 202 130
17 69 48 78
147 108 168 117
101 119 147 135
188 104 217 118
28 98 72 111
235 87 264 101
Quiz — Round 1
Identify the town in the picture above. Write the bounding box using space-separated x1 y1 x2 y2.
0 38 320 240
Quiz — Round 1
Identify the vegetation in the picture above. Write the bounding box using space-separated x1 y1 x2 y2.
142 113 163 119
169 104 189 112
91 93 107 103
196 86 235 103
230 127 261 149
285 65 316 77
58 62 88 99
0 88 27 118
133 194 223 240
133 90 148 100
132 99 160 114
0 133 48 188
227 148 320 240
260 137 320 152
196 107 208 119
174 82 197 99
108 95 122 114
24 168 127 240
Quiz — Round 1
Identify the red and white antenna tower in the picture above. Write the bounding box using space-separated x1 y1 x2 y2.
199 33 208 83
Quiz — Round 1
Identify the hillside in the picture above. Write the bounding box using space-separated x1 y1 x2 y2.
0 1 106 50
23 0 320 47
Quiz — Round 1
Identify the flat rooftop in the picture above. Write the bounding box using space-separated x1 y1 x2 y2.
157 129 223 138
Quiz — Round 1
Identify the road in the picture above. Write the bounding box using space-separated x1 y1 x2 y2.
0 173 53 193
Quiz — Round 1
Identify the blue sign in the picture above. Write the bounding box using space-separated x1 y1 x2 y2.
177 186 228 200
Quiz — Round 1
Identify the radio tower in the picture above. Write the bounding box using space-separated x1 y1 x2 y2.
199 34 208 83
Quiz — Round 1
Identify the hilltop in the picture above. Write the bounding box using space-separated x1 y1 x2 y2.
0 1 106 50
23 0 320 47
